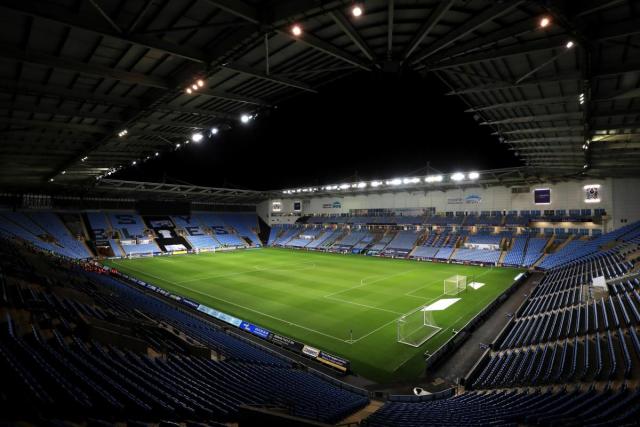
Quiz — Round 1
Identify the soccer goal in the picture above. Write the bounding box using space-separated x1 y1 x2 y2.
397 306 441 347
444 274 467 296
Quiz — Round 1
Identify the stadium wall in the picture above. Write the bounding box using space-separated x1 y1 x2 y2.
263 177 640 231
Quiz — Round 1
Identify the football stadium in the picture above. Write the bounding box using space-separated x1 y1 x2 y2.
1 1 640 426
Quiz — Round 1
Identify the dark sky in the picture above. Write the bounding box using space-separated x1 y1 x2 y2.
115 71 521 190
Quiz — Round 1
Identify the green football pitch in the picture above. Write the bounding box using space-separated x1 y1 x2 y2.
103 248 522 383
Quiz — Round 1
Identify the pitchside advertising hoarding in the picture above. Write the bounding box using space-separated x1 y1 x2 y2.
109 268 350 373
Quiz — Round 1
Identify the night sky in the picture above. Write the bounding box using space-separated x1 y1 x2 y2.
115 71 522 190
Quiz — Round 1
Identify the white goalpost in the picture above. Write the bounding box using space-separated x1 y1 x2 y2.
444 274 467 296
397 306 441 347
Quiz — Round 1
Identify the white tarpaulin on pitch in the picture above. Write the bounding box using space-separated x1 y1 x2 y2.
592 276 607 288
422 298 460 312
469 282 485 290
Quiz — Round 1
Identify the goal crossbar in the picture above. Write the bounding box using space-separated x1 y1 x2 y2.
397 305 441 347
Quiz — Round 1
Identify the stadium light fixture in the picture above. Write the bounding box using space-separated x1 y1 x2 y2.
210 127 219 135
61 170 66 175
425 175 443 183
49 178 54 182
403 177 420 184
191 84 198 90
386 178 402 186
339 183 350 190
357 182 367 188
566 40 574 49
451 172 465 181
371 181 382 187
539 17 551 28
155 152 159 156
468 171 480 180
197 79 204 87
132 160 137 165
240 114 252 124
81 156 88 162
117 129 128 137
291 24 302 36
191 132 204 143
351 4 363 17
186 88 192 94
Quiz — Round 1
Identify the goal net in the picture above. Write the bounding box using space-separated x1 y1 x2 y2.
444 275 467 296
397 306 441 347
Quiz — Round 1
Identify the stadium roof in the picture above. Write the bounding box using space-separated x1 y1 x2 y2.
1 0 639 190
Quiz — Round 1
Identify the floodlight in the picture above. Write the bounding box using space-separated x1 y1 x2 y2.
566 40 574 49
49 178 54 182
186 88 192 94
451 172 465 181
191 84 198 90
240 114 252 124
539 17 550 28
61 170 66 175
176 143 181 148
291 24 302 36
155 152 159 156
191 132 204 143
357 182 367 188
425 175 443 183
339 183 350 189
210 127 219 135
371 181 382 187
132 160 137 165
352 5 363 17
197 79 204 87
468 171 480 180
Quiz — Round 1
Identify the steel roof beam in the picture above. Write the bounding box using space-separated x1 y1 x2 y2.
465 95 578 112
0 101 123 122
0 1 211 64
493 126 584 135
223 63 318 93
410 1 526 64
481 112 583 125
445 73 581 95
402 0 454 60
0 117 109 133
425 17 537 65
0 43 170 89
427 35 570 71
505 136 584 144
277 29 372 71
0 79 141 108
329 10 376 62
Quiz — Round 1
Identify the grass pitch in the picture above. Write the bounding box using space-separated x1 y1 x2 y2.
104 248 521 383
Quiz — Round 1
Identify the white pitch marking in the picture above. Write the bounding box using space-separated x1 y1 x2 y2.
111 262 351 343
323 268 416 298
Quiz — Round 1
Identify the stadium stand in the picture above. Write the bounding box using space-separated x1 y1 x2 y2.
172 215 221 251
0 237 369 424
503 236 528 266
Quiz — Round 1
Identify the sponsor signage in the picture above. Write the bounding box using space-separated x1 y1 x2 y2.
239 321 272 340
322 201 342 209
302 345 320 358
108 269 351 374
317 352 349 372
269 334 304 352
534 188 551 205
447 194 482 205
197 304 243 327
181 298 200 309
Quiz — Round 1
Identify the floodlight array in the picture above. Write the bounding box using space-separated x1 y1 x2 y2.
281 171 482 194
